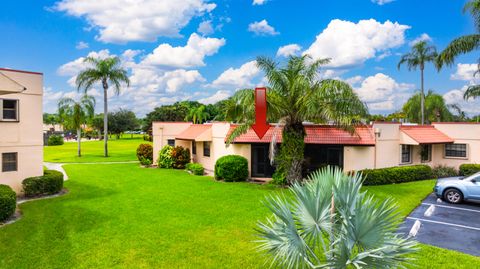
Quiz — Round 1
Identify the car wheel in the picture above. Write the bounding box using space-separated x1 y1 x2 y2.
444 188 463 204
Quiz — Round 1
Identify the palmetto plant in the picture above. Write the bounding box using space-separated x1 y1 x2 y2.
256 167 418 269
76 56 130 157
402 90 453 123
58 95 95 157
185 105 210 124
437 0 480 101
225 55 367 184
398 41 438 125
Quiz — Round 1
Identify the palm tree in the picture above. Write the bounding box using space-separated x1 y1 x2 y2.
437 0 480 100
398 41 438 125
226 55 367 183
185 105 210 124
76 57 130 157
402 90 453 123
58 95 95 157
256 166 418 268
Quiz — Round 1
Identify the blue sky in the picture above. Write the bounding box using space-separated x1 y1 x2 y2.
1 0 479 116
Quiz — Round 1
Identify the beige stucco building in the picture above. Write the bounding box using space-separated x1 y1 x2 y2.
153 121 480 178
0 68 44 193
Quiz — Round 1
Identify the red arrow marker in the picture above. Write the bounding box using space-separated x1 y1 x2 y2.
252 87 269 139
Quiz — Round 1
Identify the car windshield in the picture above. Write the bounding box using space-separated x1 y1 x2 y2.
465 172 480 181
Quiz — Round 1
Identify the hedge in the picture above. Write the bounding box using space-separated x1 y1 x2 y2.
459 164 480 176
0 185 16 222
186 163 204 175
48 135 64 146
136 144 153 165
22 170 64 197
432 165 458 178
214 155 249 182
360 165 433 185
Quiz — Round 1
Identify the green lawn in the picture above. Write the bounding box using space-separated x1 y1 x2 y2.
44 135 150 163
0 163 478 268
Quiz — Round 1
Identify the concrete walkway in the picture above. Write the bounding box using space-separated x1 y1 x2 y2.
44 161 139 181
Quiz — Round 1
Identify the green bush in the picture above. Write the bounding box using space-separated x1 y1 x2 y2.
432 165 458 178
186 163 204 175
48 135 64 146
22 170 64 197
360 165 433 185
139 157 152 166
270 169 287 185
171 146 191 169
214 155 249 182
0 185 16 222
459 164 480 176
158 145 175 168
136 144 153 163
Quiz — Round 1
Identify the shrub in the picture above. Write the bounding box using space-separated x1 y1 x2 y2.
171 146 191 169
270 169 287 185
214 155 249 182
139 157 152 166
459 164 480 176
360 165 433 185
186 163 204 175
22 170 64 197
0 185 16 222
158 145 175 168
432 165 458 178
136 144 153 163
48 135 64 146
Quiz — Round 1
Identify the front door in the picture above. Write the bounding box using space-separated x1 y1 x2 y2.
251 144 274 178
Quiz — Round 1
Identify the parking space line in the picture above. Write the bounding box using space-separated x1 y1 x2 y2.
424 205 435 217
407 217 480 231
422 203 480 214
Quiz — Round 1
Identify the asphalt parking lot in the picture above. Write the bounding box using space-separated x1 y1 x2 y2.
399 193 480 256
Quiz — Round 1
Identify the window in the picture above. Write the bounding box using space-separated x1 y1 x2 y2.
401 145 411 163
445 144 467 158
203 141 210 157
167 139 175 147
421 144 432 162
2 152 17 172
192 141 196 155
1 99 19 121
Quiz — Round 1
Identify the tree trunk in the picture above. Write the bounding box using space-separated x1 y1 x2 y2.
280 121 305 184
420 67 425 125
103 80 109 157
77 128 81 157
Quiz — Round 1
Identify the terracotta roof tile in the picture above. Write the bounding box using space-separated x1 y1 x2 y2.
400 125 454 144
228 125 375 145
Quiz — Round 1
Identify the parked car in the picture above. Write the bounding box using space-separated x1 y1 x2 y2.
434 172 480 204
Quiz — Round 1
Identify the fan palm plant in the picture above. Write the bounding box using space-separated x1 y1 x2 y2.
225 55 367 184
398 41 438 125
437 0 480 101
185 105 210 124
58 95 95 157
76 56 130 157
256 166 418 269
402 90 453 123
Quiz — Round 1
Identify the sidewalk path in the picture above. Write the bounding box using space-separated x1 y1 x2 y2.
44 161 139 180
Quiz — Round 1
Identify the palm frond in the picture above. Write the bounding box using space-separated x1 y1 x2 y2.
464 84 480 100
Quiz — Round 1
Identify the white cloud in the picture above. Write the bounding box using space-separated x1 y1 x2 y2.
372 0 395 5
142 33 225 68
443 85 480 115
303 19 409 67
198 90 231 104
409 33 432 46
211 61 261 89
451 63 479 82
276 44 301 57
54 0 216 43
75 41 89 49
353 73 415 112
345 75 364 86
248 19 279 36
57 49 112 77
253 0 268 5
197 20 214 36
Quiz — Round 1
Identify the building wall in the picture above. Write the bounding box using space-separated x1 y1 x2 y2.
152 122 191 164
343 146 375 172
0 69 43 193
373 123 402 168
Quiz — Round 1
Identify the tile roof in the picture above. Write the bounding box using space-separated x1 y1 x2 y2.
400 125 454 144
228 125 375 145
176 124 212 141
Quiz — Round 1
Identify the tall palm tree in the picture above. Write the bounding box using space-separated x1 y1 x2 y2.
58 95 95 157
402 90 453 123
256 167 418 268
76 57 130 157
398 41 438 125
437 0 480 101
185 105 210 124
226 55 367 183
